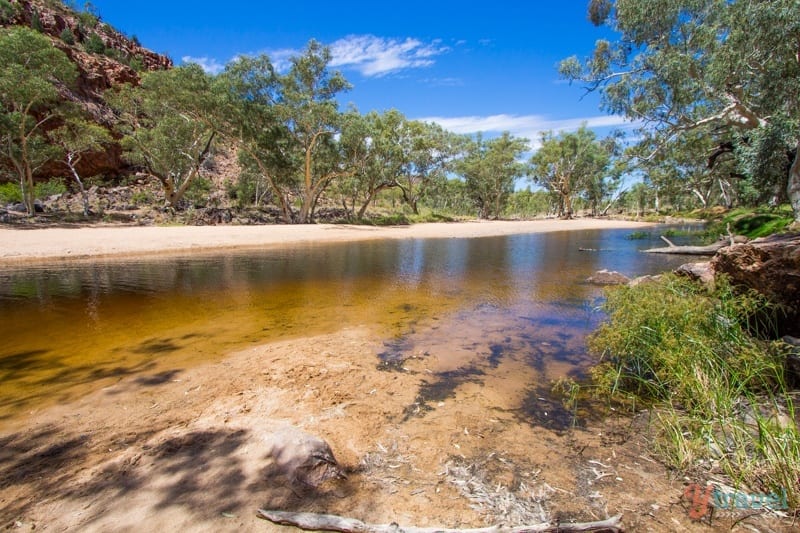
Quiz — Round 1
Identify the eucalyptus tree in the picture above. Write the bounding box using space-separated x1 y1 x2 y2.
529 126 613 218
395 120 460 215
219 41 352 223
277 40 352 223
456 132 529 219
107 64 218 209
333 109 413 219
50 116 112 216
216 54 295 221
561 0 800 221
0 27 77 215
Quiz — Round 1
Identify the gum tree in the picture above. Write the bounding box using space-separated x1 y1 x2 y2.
278 40 352 223
50 116 112 217
561 0 800 221
530 126 613 218
107 64 218 209
0 27 76 215
456 132 529 219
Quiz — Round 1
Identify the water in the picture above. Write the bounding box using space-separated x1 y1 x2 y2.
0 228 690 424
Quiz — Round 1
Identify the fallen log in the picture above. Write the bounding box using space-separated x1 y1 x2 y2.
642 235 745 255
256 509 623 533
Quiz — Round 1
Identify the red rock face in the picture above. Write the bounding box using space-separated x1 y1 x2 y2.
3 0 173 179
711 233 800 336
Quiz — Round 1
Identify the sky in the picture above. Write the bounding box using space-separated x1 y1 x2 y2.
87 1 631 151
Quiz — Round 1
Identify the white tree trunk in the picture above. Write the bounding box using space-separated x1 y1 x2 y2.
789 139 800 223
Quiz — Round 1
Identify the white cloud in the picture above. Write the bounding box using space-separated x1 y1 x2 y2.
416 113 636 150
329 35 448 77
181 56 225 75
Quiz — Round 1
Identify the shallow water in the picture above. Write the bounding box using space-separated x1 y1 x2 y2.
0 227 691 424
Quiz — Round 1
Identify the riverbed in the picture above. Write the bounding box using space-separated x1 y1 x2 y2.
1 221 725 532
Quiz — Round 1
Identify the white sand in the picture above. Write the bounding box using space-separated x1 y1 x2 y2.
0 219 656 262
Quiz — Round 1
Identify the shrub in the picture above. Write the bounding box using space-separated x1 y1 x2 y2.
60 27 76 45
184 177 212 207
0 182 22 204
34 179 67 199
77 10 98 29
83 32 105 54
30 9 44 32
0 0 19 24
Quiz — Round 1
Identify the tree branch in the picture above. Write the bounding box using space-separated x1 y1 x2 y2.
257 510 623 533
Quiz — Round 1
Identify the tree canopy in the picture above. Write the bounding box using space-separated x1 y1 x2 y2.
107 64 218 209
0 26 77 214
560 0 800 221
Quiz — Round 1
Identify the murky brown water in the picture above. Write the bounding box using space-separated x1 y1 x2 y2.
0 228 690 424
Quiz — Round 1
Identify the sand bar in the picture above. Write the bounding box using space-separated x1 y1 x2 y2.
0 218 656 262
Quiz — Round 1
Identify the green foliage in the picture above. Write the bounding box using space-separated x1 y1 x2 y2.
503 188 552 218
706 206 795 239
588 275 798 505
59 27 76 45
77 2 99 29
563 0 800 221
107 64 218 208
34 178 67 198
0 182 22 203
0 0 19 23
0 27 77 215
625 230 650 240
183 176 212 207
83 33 105 54
30 9 44 32
456 132 529 219
530 125 615 218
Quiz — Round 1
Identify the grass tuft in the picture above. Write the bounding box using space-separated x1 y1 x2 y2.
586 274 799 508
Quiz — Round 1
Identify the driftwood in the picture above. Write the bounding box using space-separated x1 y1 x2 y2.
257 510 623 533
642 235 742 255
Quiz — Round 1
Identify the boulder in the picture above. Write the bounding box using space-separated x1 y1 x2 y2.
711 233 800 336
587 269 631 286
262 426 345 491
674 261 715 285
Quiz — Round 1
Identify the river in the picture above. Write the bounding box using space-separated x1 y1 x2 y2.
0 227 691 425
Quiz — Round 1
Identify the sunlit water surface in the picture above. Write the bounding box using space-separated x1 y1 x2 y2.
0 228 692 424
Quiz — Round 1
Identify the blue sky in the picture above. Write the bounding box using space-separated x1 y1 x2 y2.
88 1 631 150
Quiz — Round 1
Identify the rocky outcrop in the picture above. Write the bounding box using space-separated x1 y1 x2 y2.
710 233 800 336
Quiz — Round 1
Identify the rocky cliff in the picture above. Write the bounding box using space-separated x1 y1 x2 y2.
1 0 173 177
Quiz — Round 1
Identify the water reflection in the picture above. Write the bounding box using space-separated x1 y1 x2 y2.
0 228 690 423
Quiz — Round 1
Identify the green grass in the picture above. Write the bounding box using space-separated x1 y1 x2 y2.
703 205 794 239
586 275 799 508
626 230 651 240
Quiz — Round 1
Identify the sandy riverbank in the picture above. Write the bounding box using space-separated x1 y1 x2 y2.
0 219 656 262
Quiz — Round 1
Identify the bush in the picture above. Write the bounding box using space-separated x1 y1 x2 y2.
60 27 76 45
184 177 212 207
0 182 22 204
83 33 105 54
34 179 67 198
30 9 44 32
77 10 98 29
0 0 19 23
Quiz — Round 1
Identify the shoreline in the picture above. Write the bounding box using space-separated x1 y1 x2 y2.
0 218 657 263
